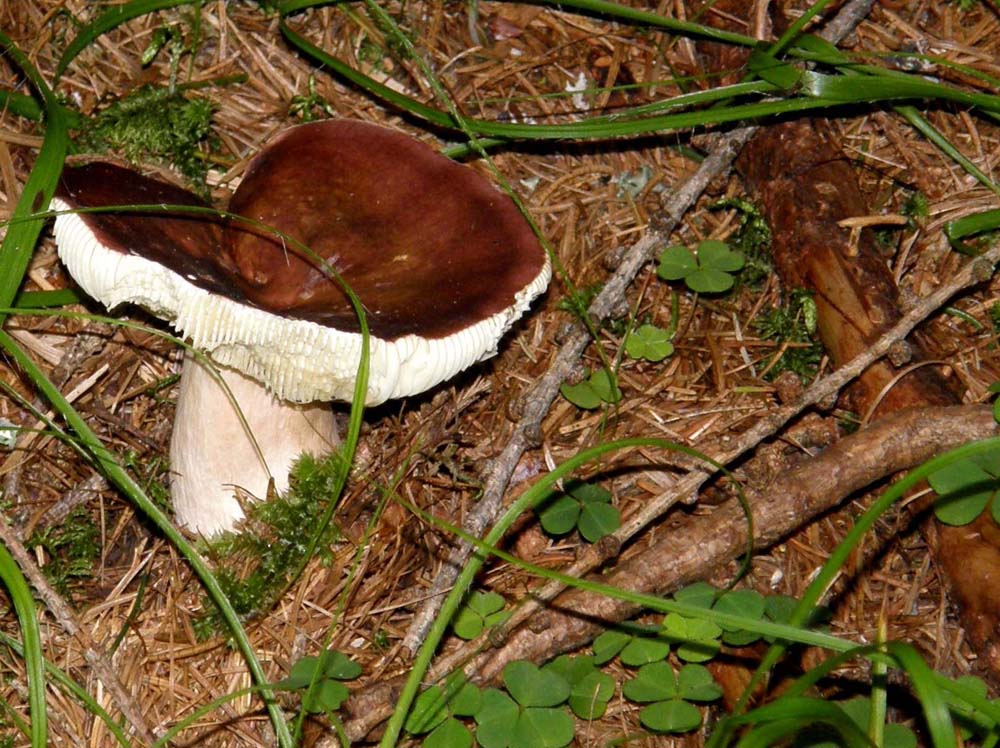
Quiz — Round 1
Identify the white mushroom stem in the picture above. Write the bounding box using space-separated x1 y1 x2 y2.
169 352 339 537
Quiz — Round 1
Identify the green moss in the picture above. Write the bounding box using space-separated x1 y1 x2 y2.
26 507 100 598
712 197 772 288
195 451 346 638
76 84 215 191
122 449 172 514
755 289 824 381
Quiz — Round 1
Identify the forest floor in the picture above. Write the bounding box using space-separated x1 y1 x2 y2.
3 1 1000 746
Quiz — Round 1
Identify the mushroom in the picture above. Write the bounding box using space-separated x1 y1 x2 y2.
51 120 550 536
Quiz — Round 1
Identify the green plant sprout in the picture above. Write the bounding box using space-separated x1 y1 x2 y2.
277 649 361 714
451 590 510 640
623 662 723 733
657 240 746 293
289 74 336 121
559 368 622 409
537 479 621 542
140 4 202 91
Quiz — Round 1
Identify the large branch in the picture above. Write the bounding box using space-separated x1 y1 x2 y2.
342 404 998 740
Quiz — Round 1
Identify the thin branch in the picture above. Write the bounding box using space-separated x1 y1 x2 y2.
402 0 879 655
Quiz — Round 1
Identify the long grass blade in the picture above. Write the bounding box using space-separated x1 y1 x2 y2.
0 545 46 747
0 33 69 327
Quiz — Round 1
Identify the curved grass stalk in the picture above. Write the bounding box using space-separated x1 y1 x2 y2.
0 32 69 328
54 0 197 81
0 545 46 747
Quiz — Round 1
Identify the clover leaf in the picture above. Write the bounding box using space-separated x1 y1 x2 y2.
545 655 615 720
624 323 674 362
623 662 722 733
661 612 722 663
929 448 1000 525
657 240 745 293
560 368 622 410
277 649 362 714
714 589 767 646
592 629 631 664
452 590 510 640
406 673 482 748
538 479 620 542
474 662 574 748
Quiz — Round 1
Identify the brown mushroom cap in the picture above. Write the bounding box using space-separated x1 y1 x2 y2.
226 120 546 339
51 120 550 405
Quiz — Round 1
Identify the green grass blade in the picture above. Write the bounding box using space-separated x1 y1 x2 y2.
765 0 834 60
946 207 1000 254
55 0 197 80
898 106 1000 198
0 545 46 747
278 19 455 127
803 69 1000 112
14 288 83 309
887 642 954 748
0 90 44 121
0 33 70 327
533 0 757 47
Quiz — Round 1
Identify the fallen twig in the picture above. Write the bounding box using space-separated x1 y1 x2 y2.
403 0 879 657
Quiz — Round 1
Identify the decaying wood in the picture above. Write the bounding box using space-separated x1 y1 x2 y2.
727 3 1000 675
